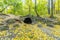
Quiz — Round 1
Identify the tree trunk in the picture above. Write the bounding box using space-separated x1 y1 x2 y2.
58 0 59 14
53 0 55 14
35 0 39 17
48 0 51 14
50 0 54 18
29 4 31 15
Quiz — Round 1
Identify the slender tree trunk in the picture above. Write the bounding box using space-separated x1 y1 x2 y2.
48 0 51 14
29 4 31 15
50 0 54 18
28 0 31 15
53 0 55 14
35 0 39 17
58 0 59 13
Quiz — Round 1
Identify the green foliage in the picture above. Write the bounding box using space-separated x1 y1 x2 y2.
0 0 59 16
37 0 48 16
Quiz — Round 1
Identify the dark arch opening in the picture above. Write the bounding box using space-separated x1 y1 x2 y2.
23 17 32 24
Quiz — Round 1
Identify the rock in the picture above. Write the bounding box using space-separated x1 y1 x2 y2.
3 14 22 24
0 14 10 19
6 18 21 24
47 23 54 27
0 24 9 31
5 19 16 24
38 24 42 27
13 23 20 27
55 21 60 25
32 19 37 25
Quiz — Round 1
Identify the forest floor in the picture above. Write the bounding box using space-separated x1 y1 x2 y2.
0 14 60 40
